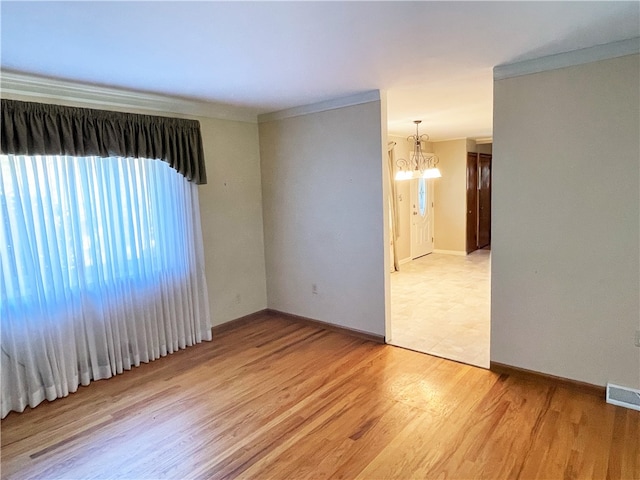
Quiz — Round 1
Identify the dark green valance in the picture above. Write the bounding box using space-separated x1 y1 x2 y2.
1 99 207 184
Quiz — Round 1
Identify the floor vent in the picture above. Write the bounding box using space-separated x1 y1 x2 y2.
606 383 640 411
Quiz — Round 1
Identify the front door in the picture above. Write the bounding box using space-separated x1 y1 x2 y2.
410 177 434 259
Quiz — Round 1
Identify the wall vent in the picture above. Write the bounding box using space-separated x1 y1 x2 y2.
606 383 640 411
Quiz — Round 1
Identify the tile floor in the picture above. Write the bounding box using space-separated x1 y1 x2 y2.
389 250 490 368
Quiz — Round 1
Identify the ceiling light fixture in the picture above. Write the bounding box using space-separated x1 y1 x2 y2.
395 120 441 181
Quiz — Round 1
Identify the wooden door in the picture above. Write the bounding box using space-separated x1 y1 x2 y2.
466 152 478 253
477 154 492 249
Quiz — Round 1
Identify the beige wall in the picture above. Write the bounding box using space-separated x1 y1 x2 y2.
260 100 387 336
197 118 268 325
3 92 269 327
466 138 477 154
432 139 468 253
492 54 640 388
476 143 493 155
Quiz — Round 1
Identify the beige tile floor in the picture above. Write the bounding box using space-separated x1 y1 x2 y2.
390 250 490 368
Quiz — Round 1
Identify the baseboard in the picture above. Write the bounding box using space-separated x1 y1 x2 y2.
266 309 386 344
399 257 412 265
490 362 605 398
213 308 386 345
211 309 269 335
433 249 467 256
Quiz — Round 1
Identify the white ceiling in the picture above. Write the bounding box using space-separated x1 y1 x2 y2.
1 1 639 140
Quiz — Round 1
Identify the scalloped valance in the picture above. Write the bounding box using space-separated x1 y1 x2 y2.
1 99 207 184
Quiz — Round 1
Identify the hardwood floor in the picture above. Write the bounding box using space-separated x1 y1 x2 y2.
2 312 638 479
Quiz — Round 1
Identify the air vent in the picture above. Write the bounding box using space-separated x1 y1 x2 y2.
606 383 640 411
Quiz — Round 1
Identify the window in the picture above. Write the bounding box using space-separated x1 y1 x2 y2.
418 177 427 217
1 153 211 418
1 154 187 308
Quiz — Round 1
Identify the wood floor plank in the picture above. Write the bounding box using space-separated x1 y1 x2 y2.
2 312 638 479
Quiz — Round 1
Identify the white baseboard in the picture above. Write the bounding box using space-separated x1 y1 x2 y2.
433 249 467 256
399 257 413 265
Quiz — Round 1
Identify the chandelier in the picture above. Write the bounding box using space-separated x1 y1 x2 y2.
395 120 441 180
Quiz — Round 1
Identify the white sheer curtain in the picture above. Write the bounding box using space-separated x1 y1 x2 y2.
0 154 211 418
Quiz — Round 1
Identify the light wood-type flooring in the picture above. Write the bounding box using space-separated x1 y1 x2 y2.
2 312 638 479
390 250 490 368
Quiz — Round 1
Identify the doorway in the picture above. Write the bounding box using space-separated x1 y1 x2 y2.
387 141 491 369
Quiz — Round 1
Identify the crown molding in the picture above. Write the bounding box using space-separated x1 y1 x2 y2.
0 70 259 123
258 90 381 123
494 37 640 81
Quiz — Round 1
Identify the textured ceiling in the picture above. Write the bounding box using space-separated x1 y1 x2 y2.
1 1 639 140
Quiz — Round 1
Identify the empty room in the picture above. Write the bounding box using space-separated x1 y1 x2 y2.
1 2 639 479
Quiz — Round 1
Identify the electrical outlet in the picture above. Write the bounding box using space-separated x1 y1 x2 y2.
312 284 318 295
635 329 640 347
235 294 241 305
